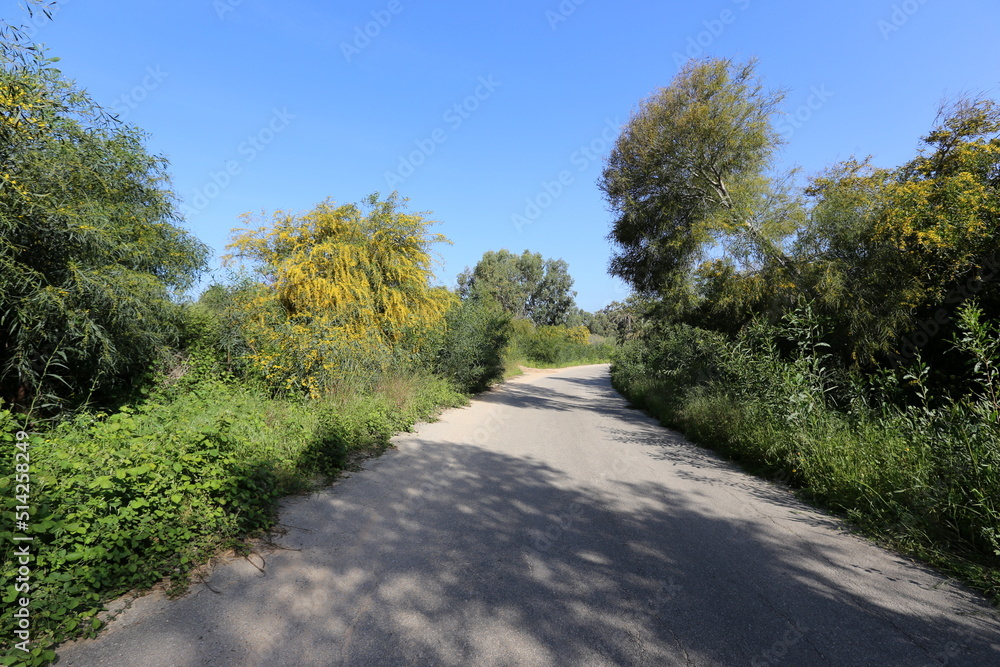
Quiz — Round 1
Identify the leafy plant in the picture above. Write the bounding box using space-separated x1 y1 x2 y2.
952 300 1000 423
222 193 454 397
435 297 511 393
1 40 208 414
1 366 466 665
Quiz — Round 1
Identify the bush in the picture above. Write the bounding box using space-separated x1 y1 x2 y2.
298 408 351 476
611 304 1000 601
436 299 512 393
508 322 613 367
0 369 466 666
612 322 728 412
0 398 281 665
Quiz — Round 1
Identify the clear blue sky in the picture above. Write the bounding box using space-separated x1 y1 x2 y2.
8 0 999 311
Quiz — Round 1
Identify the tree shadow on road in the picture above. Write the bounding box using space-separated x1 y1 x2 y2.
60 436 1000 666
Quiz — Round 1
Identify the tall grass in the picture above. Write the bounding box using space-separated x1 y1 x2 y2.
612 304 1000 602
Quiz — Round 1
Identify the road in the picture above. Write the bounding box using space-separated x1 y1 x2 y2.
58 364 1000 666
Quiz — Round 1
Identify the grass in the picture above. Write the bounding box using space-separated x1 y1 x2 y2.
610 313 1000 606
613 372 1000 605
0 370 467 666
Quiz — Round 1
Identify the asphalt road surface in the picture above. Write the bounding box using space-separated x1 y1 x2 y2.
58 364 1000 666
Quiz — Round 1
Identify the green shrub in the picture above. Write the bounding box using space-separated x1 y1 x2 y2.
298 407 351 476
611 303 1000 602
436 298 512 393
0 367 466 666
0 400 281 665
612 322 728 412
507 321 613 367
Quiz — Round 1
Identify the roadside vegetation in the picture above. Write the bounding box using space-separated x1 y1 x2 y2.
603 57 1000 603
503 320 613 373
455 248 618 373
0 7 611 664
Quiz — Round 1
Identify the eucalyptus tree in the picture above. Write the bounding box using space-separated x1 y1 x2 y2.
457 249 577 326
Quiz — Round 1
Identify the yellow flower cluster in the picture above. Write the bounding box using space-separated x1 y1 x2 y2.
224 195 453 395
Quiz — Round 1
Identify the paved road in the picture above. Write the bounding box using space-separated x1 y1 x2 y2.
58 364 1000 666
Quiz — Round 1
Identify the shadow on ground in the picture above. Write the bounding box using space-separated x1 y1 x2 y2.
57 367 1000 667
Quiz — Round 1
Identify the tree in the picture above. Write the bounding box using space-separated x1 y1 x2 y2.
223 193 455 395
0 16 209 411
793 96 1000 366
457 249 577 325
599 57 801 296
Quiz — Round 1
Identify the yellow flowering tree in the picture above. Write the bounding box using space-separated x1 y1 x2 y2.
660 95 1000 366
798 97 1000 365
224 193 455 395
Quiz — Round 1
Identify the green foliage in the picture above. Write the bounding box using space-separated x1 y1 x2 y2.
297 404 375 476
222 193 454 398
605 69 1000 602
796 98 1000 366
435 297 512 393
951 301 1000 423
456 249 577 326
0 394 279 665
506 321 613 367
0 23 208 414
612 321 728 411
612 302 1000 601
603 67 1000 375
0 369 465 665
600 57 800 295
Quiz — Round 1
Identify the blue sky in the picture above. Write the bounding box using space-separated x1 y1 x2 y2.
8 0 999 311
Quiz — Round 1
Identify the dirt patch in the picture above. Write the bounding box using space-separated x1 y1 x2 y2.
507 365 561 382
517 364 555 374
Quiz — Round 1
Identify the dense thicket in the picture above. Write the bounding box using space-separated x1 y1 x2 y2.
605 57 1000 600
0 39 208 413
221 193 456 396
0 10 508 664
